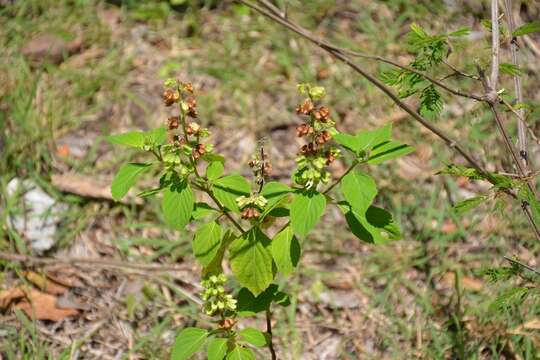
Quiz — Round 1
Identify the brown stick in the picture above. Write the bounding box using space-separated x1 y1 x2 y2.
0 251 191 273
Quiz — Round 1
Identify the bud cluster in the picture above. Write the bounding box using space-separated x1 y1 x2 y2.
236 193 268 220
293 84 340 188
161 79 213 171
201 274 237 316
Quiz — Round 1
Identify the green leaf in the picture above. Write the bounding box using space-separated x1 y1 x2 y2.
106 131 145 148
270 226 300 276
368 141 415 164
171 327 208 360
193 221 222 267
207 338 228 360
260 182 291 219
206 162 225 181
229 227 274 296
499 63 523 76
290 190 326 237
333 133 360 153
147 127 168 145
341 170 377 216
334 125 392 156
448 27 471 37
236 284 279 317
162 180 194 230
203 231 236 278
111 163 152 201
453 196 487 214
192 202 218 220
513 21 540 37
238 328 266 347
213 175 251 212
339 203 401 244
226 346 255 360
355 124 392 153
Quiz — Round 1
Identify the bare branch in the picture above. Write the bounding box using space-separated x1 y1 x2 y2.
504 0 528 168
489 0 500 98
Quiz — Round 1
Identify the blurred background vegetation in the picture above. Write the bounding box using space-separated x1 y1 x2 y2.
1 0 540 358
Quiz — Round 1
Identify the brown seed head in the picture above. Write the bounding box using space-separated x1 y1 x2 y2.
163 89 179 106
296 99 314 115
167 116 179 130
314 106 330 122
316 130 332 144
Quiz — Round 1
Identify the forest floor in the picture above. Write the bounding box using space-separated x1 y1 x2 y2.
2 0 540 359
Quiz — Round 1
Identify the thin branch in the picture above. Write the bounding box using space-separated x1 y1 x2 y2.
489 0 500 99
266 308 277 360
500 98 540 146
504 255 540 277
0 251 192 273
504 0 528 168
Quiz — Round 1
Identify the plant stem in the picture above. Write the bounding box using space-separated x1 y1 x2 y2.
323 159 360 194
266 308 277 360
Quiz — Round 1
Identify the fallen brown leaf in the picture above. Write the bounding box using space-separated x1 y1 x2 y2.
0 286 26 309
15 289 79 321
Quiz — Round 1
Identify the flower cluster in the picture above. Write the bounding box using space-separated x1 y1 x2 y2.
201 274 237 316
161 79 212 173
236 193 268 219
293 84 340 188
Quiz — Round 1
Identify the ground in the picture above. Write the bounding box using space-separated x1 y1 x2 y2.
1 0 540 359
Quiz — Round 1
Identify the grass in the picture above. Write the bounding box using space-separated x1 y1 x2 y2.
1 0 540 358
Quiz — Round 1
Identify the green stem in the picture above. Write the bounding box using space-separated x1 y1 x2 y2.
323 159 360 195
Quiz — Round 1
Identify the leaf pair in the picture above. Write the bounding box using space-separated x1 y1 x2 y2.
172 327 261 360
334 124 414 164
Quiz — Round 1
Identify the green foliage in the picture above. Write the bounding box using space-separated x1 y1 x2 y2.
226 346 255 360
162 179 194 230
107 83 409 359
229 227 274 296
290 189 326 237
213 175 251 212
380 23 472 116
453 196 488 214
207 338 229 360
238 328 267 347
340 170 377 216
207 161 225 181
513 21 540 37
111 163 152 201
271 226 300 276
192 221 222 267
171 327 208 360
499 63 523 77
340 203 401 244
